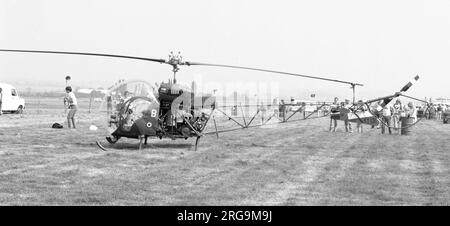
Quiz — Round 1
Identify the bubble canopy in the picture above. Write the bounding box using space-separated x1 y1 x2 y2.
100 80 159 134
104 80 158 103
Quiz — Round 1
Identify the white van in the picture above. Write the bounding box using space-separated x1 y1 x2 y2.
0 83 25 114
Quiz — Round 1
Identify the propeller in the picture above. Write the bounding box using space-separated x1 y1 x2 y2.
0 49 363 87
0 49 167 64
184 61 363 87
363 75 421 108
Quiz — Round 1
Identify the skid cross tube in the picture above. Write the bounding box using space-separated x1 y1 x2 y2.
215 108 246 128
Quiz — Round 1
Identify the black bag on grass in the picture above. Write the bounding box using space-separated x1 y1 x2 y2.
52 123 63 129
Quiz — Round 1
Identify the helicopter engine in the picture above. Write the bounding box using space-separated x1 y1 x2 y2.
157 81 214 139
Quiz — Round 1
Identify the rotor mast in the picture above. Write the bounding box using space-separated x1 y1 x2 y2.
167 51 183 84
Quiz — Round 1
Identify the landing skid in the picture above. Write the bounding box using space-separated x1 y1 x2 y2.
97 136 200 151
96 140 109 151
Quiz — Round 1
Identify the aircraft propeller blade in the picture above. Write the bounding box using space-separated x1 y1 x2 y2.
0 49 364 86
378 75 420 108
361 75 421 109
0 49 167 64
185 61 363 86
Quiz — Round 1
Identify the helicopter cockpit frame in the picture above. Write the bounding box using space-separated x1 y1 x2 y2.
108 96 160 140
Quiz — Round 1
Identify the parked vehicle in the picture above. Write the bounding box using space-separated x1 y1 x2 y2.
0 83 25 114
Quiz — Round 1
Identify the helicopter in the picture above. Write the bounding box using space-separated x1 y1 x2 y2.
101 77 216 151
0 48 375 151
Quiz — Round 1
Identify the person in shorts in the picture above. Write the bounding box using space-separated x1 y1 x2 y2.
392 99 402 131
65 86 78 129
329 97 340 132
355 100 366 133
437 104 443 120
343 98 353 133
381 104 393 134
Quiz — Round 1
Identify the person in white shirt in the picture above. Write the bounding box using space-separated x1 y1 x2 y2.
392 99 402 130
437 104 443 120
65 86 78 128
342 98 353 133
355 100 366 133
259 102 267 124
381 104 393 134
370 100 382 129
406 102 417 123
329 97 340 132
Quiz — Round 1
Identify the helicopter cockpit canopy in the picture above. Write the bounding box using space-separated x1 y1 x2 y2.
103 80 158 107
102 80 159 134
120 96 159 132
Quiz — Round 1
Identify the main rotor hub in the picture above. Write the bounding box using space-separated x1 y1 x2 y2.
168 51 183 83
168 51 184 68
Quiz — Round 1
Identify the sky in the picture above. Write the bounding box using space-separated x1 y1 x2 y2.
1 0 449 101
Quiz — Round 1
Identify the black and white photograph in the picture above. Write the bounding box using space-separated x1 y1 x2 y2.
0 0 449 212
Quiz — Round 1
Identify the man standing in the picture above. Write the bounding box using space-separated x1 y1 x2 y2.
329 97 340 132
279 99 286 122
355 100 365 133
65 86 78 129
381 104 393 134
429 104 436 119
406 102 417 123
0 87 3 115
437 104 443 120
259 102 267 124
392 99 402 131
343 98 353 133
106 94 113 115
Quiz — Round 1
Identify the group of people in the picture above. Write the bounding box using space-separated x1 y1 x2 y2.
423 103 449 120
329 97 357 133
374 99 417 135
329 97 418 135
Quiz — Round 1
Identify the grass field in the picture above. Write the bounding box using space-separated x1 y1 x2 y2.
0 97 449 205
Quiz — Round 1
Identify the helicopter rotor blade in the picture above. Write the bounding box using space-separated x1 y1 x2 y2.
0 49 364 86
0 49 167 64
185 61 363 86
